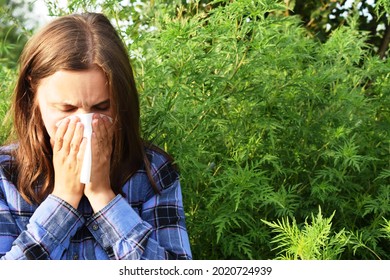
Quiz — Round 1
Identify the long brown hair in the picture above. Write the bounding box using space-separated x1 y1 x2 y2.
10 12 158 204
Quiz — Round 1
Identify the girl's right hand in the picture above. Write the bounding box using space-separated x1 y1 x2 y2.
51 116 87 209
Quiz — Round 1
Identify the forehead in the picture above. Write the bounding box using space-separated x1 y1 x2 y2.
36 68 109 105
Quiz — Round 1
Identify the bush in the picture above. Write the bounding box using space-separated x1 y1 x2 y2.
134 0 390 259
0 65 15 144
1 0 389 259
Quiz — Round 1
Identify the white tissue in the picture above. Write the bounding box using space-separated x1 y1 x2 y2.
77 113 113 184
78 113 94 184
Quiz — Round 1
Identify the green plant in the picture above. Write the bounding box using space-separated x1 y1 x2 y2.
1 0 389 259
133 0 390 259
262 207 350 260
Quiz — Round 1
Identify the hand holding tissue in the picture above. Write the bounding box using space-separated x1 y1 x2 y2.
57 113 112 184
78 113 113 184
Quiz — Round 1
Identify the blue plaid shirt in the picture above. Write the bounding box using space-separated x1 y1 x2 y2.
0 147 192 260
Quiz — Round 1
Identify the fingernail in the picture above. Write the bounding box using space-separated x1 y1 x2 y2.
69 115 79 121
55 118 70 127
100 114 113 123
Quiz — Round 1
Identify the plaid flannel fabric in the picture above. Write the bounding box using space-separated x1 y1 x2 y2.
0 148 192 260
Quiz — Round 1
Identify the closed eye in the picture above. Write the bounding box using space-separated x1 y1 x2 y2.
58 105 77 112
92 100 110 111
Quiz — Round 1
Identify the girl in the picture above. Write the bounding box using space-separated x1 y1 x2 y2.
0 12 192 260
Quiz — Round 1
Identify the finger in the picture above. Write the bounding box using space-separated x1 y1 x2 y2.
95 115 114 143
91 131 106 153
69 122 84 157
62 117 80 154
92 115 102 139
102 115 114 141
53 118 70 153
77 137 87 163
92 115 108 148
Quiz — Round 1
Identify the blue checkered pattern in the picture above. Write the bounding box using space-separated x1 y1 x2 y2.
0 148 192 260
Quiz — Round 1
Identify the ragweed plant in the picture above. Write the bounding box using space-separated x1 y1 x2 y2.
262 207 350 260
1 0 389 259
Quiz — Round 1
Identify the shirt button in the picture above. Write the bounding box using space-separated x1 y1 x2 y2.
92 224 99 231
73 254 79 260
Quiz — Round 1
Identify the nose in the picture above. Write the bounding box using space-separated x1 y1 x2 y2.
76 108 94 115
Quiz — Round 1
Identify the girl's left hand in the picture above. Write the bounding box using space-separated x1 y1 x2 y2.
84 114 116 212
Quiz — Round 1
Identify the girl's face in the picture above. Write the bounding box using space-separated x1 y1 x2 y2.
36 68 113 140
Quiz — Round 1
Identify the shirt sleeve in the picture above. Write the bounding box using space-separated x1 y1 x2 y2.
86 179 192 260
0 195 85 260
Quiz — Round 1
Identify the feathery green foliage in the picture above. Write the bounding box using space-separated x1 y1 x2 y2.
262 207 350 260
0 0 389 259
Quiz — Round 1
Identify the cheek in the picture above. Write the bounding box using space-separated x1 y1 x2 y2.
40 114 57 139
39 108 66 139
